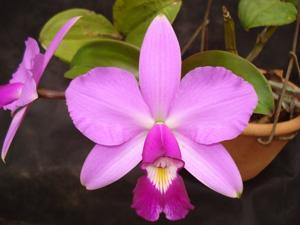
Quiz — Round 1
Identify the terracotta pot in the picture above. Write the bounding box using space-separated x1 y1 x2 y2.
223 115 300 181
223 75 300 181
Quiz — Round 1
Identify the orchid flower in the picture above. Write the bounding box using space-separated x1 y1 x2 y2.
66 15 258 221
0 17 80 160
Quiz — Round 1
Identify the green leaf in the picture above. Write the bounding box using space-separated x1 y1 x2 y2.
182 50 274 115
113 0 181 47
287 0 298 7
65 39 140 79
39 8 121 62
238 0 297 29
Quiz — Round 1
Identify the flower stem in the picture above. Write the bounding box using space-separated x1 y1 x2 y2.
37 88 65 99
289 51 300 81
181 20 209 55
200 0 213 52
181 0 212 55
246 26 277 62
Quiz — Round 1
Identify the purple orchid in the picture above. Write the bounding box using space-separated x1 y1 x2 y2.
0 17 80 160
66 15 258 221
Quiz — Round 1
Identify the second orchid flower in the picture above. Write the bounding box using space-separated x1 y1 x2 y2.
0 17 80 160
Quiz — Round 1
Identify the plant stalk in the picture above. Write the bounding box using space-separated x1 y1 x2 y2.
200 0 213 52
38 88 65 99
289 51 300 81
246 26 277 62
182 20 209 55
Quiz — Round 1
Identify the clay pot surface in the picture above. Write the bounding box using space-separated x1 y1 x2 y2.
223 73 300 181
223 135 288 181
223 116 300 181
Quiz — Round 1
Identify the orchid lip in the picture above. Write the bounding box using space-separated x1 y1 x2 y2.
143 157 184 194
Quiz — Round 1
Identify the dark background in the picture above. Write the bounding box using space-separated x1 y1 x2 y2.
0 0 300 225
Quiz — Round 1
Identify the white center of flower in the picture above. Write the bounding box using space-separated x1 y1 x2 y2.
146 157 180 194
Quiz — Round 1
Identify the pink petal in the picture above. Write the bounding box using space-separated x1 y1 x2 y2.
175 133 243 198
39 16 80 82
132 175 193 221
139 15 181 120
22 38 40 70
142 124 181 164
10 64 33 84
0 83 23 108
5 67 38 112
66 67 153 146
12 38 43 84
80 134 146 190
32 54 45 83
1 107 28 160
166 67 258 145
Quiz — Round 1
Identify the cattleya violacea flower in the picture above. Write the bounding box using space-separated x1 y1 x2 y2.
0 17 80 160
66 15 258 221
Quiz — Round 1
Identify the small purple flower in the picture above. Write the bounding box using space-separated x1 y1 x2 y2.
66 15 258 221
0 17 80 160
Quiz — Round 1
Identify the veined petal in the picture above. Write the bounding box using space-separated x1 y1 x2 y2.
175 133 243 198
1 107 28 161
0 83 23 108
139 15 181 120
80 133 146 190
142 124 181 164
66 67 153 146
166 67 258 145
132 175 193 222
38 16 80 82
